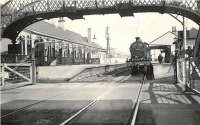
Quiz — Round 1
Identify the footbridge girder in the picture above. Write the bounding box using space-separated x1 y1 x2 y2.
1 0 200 42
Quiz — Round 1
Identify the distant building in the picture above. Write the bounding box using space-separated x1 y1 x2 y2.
108 48 129 64
177 27 198 50
149 27 198 62
149 31 177 63
173 27 198 58
1 21 106 65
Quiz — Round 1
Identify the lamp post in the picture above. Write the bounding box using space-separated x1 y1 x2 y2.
105 26 111 64
31 47 36 84
173 37 178 84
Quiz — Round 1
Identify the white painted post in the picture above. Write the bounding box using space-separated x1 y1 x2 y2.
31 47 36 84
24 35 27 55
183 16 189 91
2 64 5 86
30 63 33 83
21 40 24 55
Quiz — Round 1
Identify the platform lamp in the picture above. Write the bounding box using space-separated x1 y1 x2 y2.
173 37 179 84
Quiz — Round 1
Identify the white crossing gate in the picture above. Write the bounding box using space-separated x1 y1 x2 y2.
0 63 33 86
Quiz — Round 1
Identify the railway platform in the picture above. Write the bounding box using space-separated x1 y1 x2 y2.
38 64 106 83
0 63 126 90
38 63 128 83
137 76 200 125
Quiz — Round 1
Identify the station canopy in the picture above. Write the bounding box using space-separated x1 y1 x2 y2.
149 31 176 49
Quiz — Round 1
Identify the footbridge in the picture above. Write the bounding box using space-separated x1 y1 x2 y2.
1 0 200 57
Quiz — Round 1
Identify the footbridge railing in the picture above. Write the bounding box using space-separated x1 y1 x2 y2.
2 0 200 31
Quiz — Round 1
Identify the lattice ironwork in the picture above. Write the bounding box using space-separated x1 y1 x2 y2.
1 0 200 30
1 0 200 53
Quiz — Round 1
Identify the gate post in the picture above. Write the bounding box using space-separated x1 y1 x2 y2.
183 17 191 92
1 64 5 86
30 62 33 83
174 49 178 84
31 48 36 84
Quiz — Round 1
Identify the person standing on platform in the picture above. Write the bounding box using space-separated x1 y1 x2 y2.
158 53 163 64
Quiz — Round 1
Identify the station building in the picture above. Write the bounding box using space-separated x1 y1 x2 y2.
150 31 176 63
176 28 198 57
1 21 106 65
149 27 198 63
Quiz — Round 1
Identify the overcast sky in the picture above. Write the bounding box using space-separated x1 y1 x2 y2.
1 0 199 54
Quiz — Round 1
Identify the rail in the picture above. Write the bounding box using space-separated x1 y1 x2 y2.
0 83 91 119
1 71 129 122
129 74 145 125
59 87 113 125
1 66 145 124
60 73 145 125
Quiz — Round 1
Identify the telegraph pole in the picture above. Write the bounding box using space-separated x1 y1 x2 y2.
105 26 111 64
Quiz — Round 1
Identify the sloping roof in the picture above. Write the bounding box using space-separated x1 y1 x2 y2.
149 31 177 46
24 21 104 50
188 27 198 39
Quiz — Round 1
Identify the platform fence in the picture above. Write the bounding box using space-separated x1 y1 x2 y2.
190 57 200 93
177 57 200 93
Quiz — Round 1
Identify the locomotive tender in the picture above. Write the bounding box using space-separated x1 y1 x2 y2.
127 37 154 79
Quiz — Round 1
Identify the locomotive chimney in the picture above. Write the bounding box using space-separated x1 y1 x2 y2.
136 37 140 42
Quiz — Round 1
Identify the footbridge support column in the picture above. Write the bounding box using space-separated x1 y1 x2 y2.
31 47 36 84
194 27 200 58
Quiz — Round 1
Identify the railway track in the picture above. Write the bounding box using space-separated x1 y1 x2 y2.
0 83 92 119
1 69 129 119
1 69 146 125
129 74 145 125
58 74 146 125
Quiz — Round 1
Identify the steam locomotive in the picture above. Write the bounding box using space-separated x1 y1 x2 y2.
127 37 154 79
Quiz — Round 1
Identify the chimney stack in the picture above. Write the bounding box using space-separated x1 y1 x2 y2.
88 28 92 43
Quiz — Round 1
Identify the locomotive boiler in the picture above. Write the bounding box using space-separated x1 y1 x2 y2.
127 37 154 79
